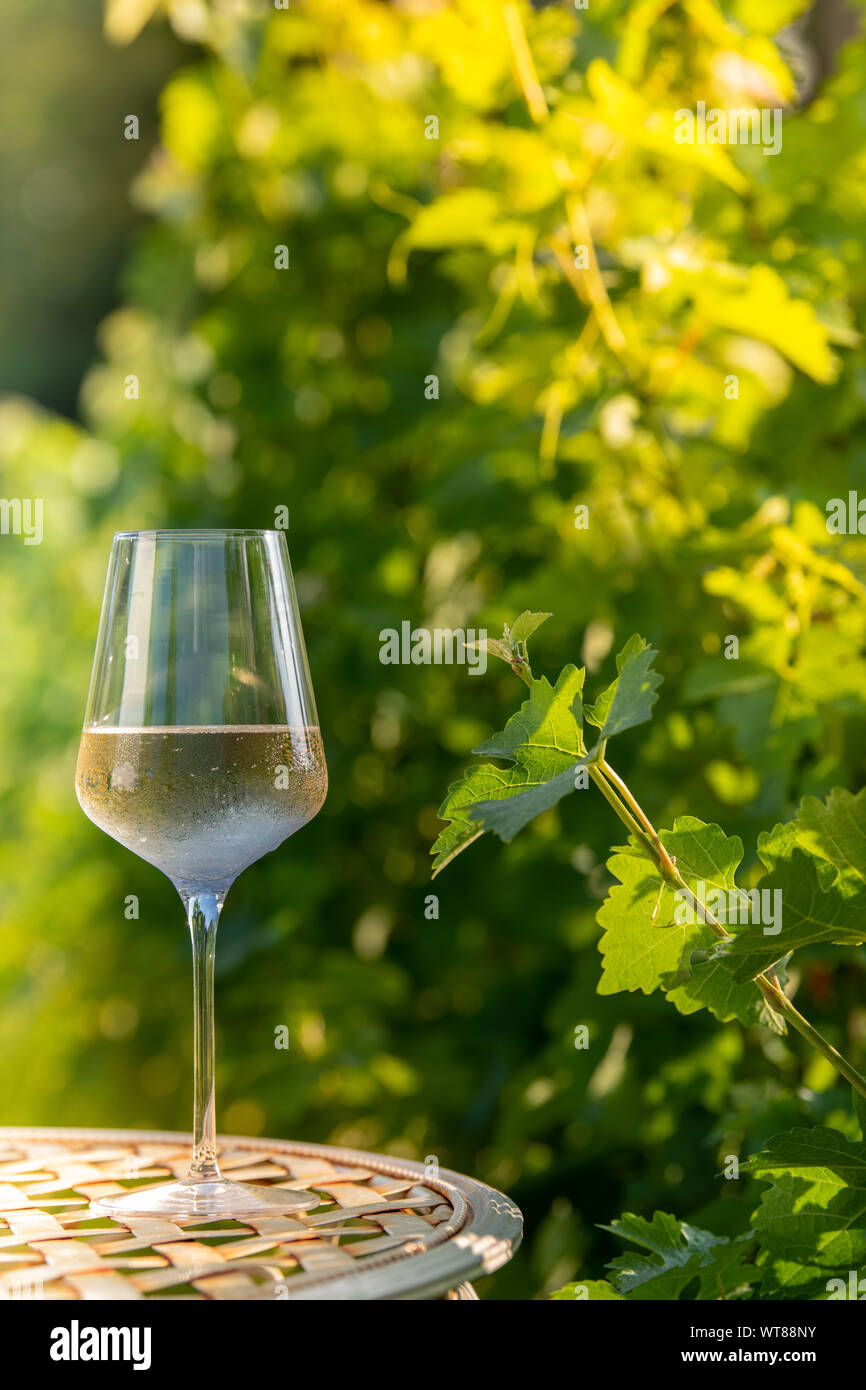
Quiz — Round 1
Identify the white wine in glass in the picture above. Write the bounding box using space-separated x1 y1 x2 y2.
75 530 328 1219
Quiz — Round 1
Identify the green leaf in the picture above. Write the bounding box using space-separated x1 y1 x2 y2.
472 665 585 762
720 848 866 983
431 667 585 872
429 764 519 877
663 816 743 889
602 1211 757 1300
433 633 662 864
508 610 552 645
584 634 662 740
469 761 589 842
744 1127 866 1298
597 817 781 1030
470 636 512 665
597 848 696 996
470 611 552 673
549 1280 623 1301
758 786 866 900
661 819 784 1031
720 788 866 979
665 949 784 1031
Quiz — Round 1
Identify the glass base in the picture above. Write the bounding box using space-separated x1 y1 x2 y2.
90 1178 320 1221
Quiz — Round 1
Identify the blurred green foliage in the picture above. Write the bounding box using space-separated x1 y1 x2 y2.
0 0 181 412
1 0 866 1298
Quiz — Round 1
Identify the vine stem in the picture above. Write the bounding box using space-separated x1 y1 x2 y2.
597 758 679 881
587 764 654 857
590 755 866 1102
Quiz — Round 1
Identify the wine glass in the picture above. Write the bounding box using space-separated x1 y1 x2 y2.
75 530 328 1219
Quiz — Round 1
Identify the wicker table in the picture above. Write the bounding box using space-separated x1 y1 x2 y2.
0 1127 522 1301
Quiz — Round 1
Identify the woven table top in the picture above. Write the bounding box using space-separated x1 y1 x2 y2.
0 1127 522 1301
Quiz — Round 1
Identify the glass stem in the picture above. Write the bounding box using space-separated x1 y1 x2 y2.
185 891 223 1183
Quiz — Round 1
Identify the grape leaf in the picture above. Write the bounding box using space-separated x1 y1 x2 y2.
472 636 512 664
720 848 866 983
472 664 585 763
597 817 782 1030
468 761 591 842
466 635 662 843
431 666 585 874
470 611 551 672
661 819 784 1031
718 788 866 980
430 762 537 876
758 786 866 899
584 634 662 740
550 1280 623 1301
602 1211 757 1300
665 949 778 1030
744 1127 866 1298
509 611 552 645
597 849 696 996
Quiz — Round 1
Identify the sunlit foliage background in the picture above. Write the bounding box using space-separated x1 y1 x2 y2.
1 0 866 1297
